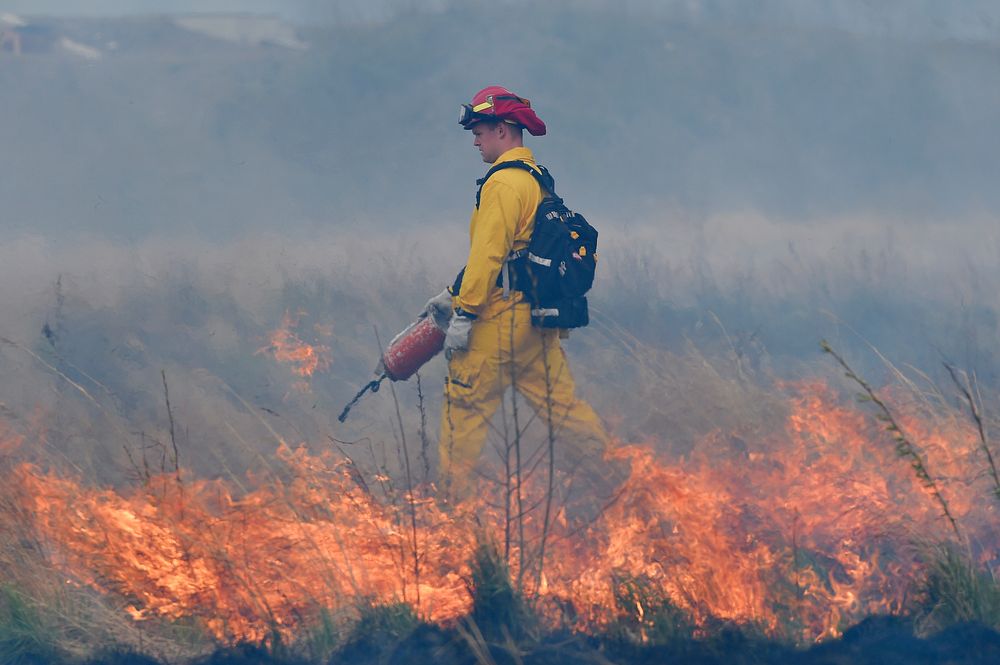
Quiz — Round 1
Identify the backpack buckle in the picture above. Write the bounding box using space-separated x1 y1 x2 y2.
501 249 527 299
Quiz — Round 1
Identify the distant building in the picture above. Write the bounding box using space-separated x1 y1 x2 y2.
172 15 308 50
0 12 25 28
0 30 21 56
59 37 101 60
0 15 100 60
1 13 24 55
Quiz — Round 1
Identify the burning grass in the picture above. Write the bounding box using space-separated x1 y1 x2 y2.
257 310 333 395
2 372 1000 664
1 233 999 662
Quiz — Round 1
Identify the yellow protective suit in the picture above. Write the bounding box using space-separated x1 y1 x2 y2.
440 147 609 498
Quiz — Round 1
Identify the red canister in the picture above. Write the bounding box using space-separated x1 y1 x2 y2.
381 316 446 381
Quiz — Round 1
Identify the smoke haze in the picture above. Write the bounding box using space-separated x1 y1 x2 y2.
1 0 998 481
5 7 1000 654
2 2 999 240
8 0 1000 41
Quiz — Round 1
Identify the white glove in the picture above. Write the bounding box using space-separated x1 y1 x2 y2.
421 288 453 329
444 311 475 359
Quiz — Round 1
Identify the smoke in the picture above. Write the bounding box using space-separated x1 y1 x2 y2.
9 1 1000 43
3 2 998 246
0 209 996 486
0 1 997 486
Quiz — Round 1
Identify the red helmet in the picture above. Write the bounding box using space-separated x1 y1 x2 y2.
458 85 546 136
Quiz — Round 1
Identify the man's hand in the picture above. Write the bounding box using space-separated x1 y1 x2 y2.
421 288 453 328
444 310 475 359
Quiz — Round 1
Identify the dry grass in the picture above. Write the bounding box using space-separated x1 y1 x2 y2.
0 236 999 661
0 452 214 664
914 541 1000 636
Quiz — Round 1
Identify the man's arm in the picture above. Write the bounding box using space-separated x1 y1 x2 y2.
455 180 522 316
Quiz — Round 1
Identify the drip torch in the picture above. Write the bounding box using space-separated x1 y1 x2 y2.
338 315 446 422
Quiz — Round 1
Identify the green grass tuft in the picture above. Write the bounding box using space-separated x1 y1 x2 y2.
296 607 342 663
331 598 420 663
915 542 1000 635
467 534 534 643
606 573 694 646
0 584 61 665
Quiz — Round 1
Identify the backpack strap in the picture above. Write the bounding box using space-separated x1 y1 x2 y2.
475 160 558 208
473 161 560 300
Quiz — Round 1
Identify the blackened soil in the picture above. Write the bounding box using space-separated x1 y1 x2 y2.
59 618 1000 665
327 617 1000 665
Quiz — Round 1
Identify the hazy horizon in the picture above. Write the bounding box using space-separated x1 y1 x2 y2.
4 0 999 42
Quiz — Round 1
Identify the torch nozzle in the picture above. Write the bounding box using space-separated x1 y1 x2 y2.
337 374 387 423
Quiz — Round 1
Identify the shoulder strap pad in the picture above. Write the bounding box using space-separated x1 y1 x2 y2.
475 160 558 208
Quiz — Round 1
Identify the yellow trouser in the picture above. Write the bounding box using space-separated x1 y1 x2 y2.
439 301 609 498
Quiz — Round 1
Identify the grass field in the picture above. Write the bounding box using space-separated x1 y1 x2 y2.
1 223 999 663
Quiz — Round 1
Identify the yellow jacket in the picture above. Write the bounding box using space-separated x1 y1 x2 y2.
455 147 543 320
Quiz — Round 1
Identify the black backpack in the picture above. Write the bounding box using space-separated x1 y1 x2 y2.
453 160 598 329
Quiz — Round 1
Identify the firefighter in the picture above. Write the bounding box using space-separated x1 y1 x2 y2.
426 86 612 503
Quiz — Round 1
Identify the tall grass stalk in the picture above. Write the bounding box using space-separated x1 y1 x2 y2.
415 372 431 485
160 370 181 485
508 315 527 591
456 618 500 665
499 398 513 563
944 363 1000 503
375 326 421 608
820 340 961 540
387 388 421 607
534 332 557 598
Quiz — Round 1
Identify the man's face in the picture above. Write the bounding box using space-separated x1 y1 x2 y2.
472 122 503 164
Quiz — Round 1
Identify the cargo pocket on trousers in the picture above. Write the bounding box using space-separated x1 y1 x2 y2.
444 352 488 408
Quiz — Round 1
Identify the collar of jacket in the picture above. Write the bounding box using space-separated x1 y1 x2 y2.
492 146 535 166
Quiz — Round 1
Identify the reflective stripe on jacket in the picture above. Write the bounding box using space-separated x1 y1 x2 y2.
455 146 543 320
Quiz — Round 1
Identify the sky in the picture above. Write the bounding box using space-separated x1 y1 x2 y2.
4 1 293 14
4 1 999 41
1 0 398 23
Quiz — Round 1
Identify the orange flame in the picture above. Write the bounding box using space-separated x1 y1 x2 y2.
5 381 998 643
258 310 332 381
0 415 25 454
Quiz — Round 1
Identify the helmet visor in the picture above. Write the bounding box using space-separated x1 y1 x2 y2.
458 103 475 127
458 94 530 128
